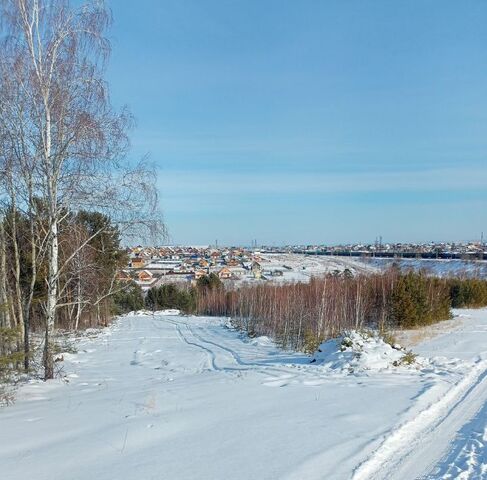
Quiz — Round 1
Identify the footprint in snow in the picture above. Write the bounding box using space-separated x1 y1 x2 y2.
263 378 296 387
303 379 327 387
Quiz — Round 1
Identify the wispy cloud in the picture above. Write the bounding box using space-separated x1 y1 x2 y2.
158 166 487 198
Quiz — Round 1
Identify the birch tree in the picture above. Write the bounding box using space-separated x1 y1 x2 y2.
1 0 164 379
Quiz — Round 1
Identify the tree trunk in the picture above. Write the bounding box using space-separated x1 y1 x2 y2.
0 221 10 329
10 200 26 357
44 216 58 380
74 275 82 331
24 178 37 371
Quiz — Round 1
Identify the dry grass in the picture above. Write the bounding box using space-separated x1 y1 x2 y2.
395 316 463 348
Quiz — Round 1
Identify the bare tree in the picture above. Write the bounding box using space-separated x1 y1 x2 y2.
0 0 165 379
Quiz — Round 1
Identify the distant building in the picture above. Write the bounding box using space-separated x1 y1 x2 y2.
194 269 208 280
137 270 154 283
117 270 132 282
217 267 233 280
131 257 147 269
228 266 246 277
251 262 262 279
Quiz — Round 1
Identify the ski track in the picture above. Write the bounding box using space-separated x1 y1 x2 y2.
156 316 311 380
140 311 487 480
424 400 487 480
3 309 487 480
353 357 487 480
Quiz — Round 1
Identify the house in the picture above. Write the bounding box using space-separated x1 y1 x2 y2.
228 266 246 277
117 270 132 282
199 259 209 268
226 258 240 267
194 269 208 280
131 256 147 268
137 270 153 283
251 261 262 279
217 267 233 280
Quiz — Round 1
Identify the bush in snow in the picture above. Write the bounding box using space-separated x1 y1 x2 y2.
113 281 144 315
393 350 417 367
390 271 451 328
311 330 419 374
146 284 197 314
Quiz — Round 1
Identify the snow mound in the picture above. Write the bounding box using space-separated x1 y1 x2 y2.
126 309 181 316
311 330 418 374
250 336 274 347
155 309 181 316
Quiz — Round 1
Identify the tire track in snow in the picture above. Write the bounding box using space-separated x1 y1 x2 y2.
150 318 219 371
152 317 253 372
352 358 487 480
186 322 305 378
424 400 487 479
186 324 248 367
157 316 304 378
171 320 253 372
173 322 220 371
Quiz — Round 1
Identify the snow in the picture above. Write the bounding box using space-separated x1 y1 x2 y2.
127 308 181 316
260 253 379 283
358 257 487 278
2 309 487 479
261 254 487 282
311 331 412 373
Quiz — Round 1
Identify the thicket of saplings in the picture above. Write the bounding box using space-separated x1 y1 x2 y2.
196 269 487 353
115 269 487 353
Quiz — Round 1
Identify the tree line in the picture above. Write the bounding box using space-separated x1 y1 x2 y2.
196 269 487 353
116 269 487 355
0 0 163 382
115 273 224 315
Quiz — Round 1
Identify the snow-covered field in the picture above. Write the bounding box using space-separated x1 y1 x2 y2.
357 256 487 278
261 253 379 282
2 309 487 479
259 254 487 282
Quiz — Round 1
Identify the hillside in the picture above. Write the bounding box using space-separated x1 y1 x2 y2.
2 309 487 479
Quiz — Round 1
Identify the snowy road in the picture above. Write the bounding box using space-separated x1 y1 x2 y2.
2 310 487 479
354 309 487 480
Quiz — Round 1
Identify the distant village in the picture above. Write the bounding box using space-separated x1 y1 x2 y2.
122 241 487 291
285 240 487 259
121 246 283 291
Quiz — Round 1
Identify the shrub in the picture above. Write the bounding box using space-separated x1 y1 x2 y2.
448 278 487 308
393 350 417 367
379 328 398 347
0 326 24 405
145 284 197 314
196 273 223 291
389 272 450 328
303 329 322 354
112 281 144 315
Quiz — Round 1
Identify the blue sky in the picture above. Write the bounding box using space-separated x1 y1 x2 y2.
106 1 487 246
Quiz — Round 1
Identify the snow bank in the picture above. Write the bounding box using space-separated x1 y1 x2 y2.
126 309 181 316
155 309 181 316
311 330 417 374
250 335 274 347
